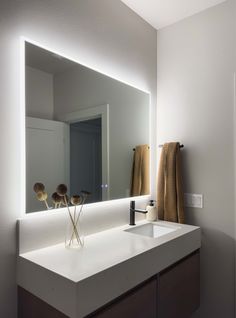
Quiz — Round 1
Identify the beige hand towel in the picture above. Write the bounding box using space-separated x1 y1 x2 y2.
157 142 185 223
131 145 150 196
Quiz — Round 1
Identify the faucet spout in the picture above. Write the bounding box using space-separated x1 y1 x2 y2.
129 200 147 226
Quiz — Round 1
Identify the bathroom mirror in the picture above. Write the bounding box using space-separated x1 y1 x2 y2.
25 41 150 213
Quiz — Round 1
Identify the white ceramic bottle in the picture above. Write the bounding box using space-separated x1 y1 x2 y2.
146 200 157 221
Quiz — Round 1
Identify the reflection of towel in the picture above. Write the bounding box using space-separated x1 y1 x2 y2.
131 145 150 196
157 142 184 223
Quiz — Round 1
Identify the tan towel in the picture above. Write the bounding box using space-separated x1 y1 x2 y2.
130 145 150 196
157 142 185 223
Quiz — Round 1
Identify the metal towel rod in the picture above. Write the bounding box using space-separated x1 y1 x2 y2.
132 144 184 151
133 146 150 151
159 144 184 148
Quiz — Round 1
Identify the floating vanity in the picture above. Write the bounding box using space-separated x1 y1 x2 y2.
17 220 201 318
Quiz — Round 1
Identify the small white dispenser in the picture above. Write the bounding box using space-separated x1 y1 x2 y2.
146 200 157 221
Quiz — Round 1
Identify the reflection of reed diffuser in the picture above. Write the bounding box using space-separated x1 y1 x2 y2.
33 183 50 210
33 182 91 248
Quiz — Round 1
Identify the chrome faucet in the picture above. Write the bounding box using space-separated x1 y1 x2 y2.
129 200 148 226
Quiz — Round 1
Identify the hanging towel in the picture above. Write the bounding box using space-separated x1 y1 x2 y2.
130 145 150 196
157 142 185 223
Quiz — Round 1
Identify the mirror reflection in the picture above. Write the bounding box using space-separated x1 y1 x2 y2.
25 42 150 213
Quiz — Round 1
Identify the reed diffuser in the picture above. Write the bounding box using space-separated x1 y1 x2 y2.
33 182 91 248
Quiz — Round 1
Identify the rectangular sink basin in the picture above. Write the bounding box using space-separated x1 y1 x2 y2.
125 223 178 238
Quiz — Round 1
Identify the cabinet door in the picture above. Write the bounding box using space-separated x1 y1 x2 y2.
89 277 157 318
158 250 200 318
18 287 68 318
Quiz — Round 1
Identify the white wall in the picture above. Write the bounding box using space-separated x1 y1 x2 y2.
157 1 235 317
26 66 54 119
0 0 156 316
53 65 149 200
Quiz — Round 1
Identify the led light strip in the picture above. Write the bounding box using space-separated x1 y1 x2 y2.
20 36 152 217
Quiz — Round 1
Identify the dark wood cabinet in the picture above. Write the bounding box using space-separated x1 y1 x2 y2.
89 250 200 318
18 250 200 318
158 251 200 318
18 287 68 318
88 277 157 318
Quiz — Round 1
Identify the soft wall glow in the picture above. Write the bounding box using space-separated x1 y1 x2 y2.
20 37 26 217
20 36 152 217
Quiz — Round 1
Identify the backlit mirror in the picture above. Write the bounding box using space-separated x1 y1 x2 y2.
25 41 150 213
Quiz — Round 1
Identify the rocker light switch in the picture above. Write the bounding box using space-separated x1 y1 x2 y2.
184 193 203 208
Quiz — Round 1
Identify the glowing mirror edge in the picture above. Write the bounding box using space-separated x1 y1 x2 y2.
19 36 152 218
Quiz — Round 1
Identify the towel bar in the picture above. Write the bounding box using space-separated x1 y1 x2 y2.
159 144 184 148
132 145 184 151
133 146 150 151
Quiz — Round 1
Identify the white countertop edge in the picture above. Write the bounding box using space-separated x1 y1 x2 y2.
18 220 200 283
18 220 201 317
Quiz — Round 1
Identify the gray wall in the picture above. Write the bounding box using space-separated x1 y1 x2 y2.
53 65 149 200
157 1 235 317
0 0 156 316
26 66 54 119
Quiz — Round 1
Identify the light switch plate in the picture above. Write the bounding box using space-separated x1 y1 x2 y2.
184 193 203 208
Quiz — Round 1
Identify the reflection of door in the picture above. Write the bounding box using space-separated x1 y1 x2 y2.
58 104 109 201
70 119 102 203
26 117 69 213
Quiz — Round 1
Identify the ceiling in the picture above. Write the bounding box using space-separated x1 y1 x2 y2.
121 0 226 29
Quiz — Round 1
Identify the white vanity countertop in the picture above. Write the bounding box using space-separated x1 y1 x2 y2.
18 220 201 318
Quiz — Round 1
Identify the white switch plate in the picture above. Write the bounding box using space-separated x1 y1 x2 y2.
184 193 203 208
